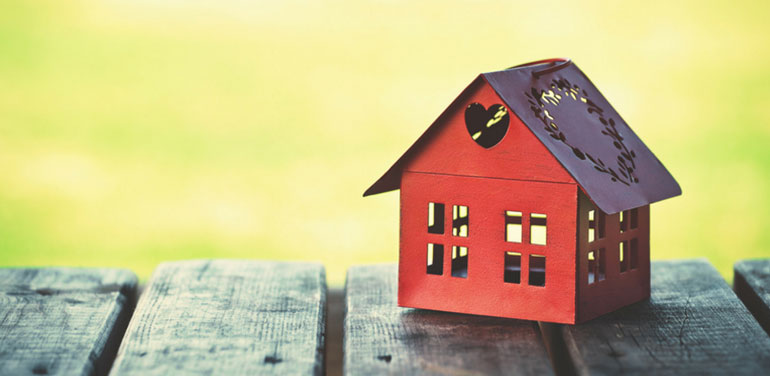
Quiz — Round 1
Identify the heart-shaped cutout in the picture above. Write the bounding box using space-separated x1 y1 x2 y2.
465 103 509 148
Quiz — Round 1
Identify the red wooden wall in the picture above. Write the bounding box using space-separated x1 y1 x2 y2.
399 171 579 324
576 192 651 323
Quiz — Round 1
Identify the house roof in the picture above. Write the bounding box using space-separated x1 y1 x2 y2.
364 59 681 214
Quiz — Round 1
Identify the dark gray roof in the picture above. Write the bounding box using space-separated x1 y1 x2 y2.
482 61 680 213
365 60 681 214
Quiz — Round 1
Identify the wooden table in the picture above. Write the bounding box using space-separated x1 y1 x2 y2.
1 259 769 375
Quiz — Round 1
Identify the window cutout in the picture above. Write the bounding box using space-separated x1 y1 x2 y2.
589 248 606 284
598 248 606 281
505 211 522 243
529 254 546 286
428 202 444 234
530 213 547 245
630 238 639 270
588 209 605 241
452 205 469 237
504 252 521 284
620 210 627 233
427 243 443 275
451 246 468 278
598 211 605 239
630 208 638 229
619 241 628 273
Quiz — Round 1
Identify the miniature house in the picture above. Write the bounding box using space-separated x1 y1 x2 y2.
363 58 681 324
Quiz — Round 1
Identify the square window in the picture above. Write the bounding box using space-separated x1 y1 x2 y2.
505 211 522 243
530 213 547 245
451 246 468 278
426 243 443 275
452 205 469 237
504 252 521 284
428 202 445 234
630 238 639 269
529 254 546 286
619 240 629 273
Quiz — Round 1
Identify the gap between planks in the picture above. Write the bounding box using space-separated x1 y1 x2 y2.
734 259 770 336
0 268 138 376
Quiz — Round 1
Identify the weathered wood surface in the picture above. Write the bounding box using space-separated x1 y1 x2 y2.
344 264 554 376
548 259 770 375
0 268 137 376
109 260 326 376
734 259 770 335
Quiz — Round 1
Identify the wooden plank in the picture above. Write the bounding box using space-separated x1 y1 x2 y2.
548 259 770 375
734 259 770 335
109 260 326 376
344 264 554 376
0 267 137 376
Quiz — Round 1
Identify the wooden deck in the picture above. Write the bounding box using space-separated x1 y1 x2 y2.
1 259 769 375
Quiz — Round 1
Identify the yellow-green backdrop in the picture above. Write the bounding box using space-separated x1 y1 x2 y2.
2 0 769 285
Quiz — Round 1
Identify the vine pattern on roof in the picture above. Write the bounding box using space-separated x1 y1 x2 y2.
524 78 639 185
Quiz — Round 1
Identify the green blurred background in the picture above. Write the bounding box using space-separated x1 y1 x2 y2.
1 0 768 285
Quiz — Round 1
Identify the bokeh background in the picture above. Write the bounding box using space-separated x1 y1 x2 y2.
1 0 769 285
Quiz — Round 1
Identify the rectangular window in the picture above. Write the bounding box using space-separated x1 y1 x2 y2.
428 202 444 234
619 210 629 234
630 238 639 270
530 213 547 245
588 209 605 242
426 243 443 275
630 208 638 229
620 208 639 233
529 254 546 286
504 252 521 284
598 248 606 281
452 205 469 237
588 249 606 284
619 240 629 273
620 211 626 233
505 211 522 243
451 246 468 278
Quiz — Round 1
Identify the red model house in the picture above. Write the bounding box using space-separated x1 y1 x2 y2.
364 58 681 324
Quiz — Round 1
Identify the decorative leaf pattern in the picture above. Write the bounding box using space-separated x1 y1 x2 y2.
524 78 639 185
